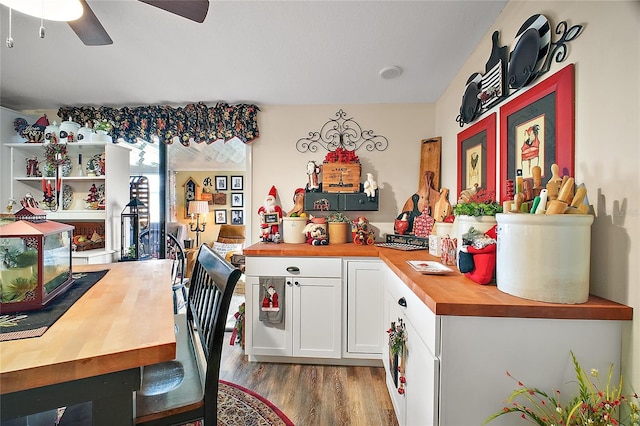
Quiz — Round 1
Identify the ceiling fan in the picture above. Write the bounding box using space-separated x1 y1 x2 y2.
68 0 209 46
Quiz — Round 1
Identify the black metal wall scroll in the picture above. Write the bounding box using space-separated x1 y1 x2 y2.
296 109 389 153
456 15 583 127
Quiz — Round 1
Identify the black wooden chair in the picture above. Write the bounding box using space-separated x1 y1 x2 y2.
167 233 189 314
135 243 242 425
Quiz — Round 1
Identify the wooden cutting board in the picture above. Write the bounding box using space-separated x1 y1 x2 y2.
419 137 441 191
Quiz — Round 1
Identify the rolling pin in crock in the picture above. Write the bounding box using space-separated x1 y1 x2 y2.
566 185 589 214
546 164 562 200
510 192 525 213
535 189 548 214
532 166 544 197
546 177 574 214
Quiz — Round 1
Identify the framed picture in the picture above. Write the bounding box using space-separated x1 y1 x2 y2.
214 209 227 225
263 212 280 225
457 113 496 199
213 193 227 205
499 64 575 200
215 176 228 191
231 209 244 225
231 192 244 207
231 175 243 191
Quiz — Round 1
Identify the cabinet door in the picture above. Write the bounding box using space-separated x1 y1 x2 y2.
404 317 439 426
346 260 384 355
293 277 342 358
383 286 406 426
245 276 292 356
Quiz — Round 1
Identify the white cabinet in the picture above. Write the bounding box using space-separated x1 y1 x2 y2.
344 258 384 358
245 256 342 360
383 267 439 426
5 142 130 262
380 264 625 426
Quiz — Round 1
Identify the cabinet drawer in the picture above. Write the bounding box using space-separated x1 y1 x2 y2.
341 192 378 211
246 256 342 278
385 267 439 357
303 192 340 211
303 192 379 211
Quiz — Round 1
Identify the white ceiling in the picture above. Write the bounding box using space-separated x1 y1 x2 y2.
0 0 507 110
0 1 508 171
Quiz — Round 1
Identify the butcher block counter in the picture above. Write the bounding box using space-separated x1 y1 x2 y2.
243 242 632 320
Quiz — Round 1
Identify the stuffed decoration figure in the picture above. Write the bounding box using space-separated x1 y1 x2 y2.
287 188 305 217
303 222 328 245
351 216 375 245
257 186 283 242
306 161 321 192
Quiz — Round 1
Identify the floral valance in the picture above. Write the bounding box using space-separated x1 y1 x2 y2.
57 102 259 146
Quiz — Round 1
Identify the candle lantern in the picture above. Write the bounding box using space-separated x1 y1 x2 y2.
0 207 74 313
120 197 149 261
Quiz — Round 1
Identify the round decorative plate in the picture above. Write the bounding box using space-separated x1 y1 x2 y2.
42 157 72 177
63 184 73 210
508 14 550 89
459 73 482 124
86 154 104 176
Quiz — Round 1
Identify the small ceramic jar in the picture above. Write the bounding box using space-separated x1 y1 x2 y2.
44 121 59 144
76 123 94 143
59 118 81 143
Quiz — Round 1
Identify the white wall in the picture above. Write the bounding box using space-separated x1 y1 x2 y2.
251 104 435 240
435 0 639 395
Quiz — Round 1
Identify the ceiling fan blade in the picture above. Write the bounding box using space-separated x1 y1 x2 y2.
139 0 209 23
68 0 113 46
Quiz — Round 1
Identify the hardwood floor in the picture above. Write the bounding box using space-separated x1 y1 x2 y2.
219 334 399 426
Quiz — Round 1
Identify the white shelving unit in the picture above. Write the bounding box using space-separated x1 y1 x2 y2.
5 141 131 263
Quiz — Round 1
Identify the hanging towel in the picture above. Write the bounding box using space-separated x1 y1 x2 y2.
258 277 285 324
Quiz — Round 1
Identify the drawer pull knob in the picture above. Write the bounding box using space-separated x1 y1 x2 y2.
287 281 292 286
398 297 407 307
294 281 300 286
286 266 300 273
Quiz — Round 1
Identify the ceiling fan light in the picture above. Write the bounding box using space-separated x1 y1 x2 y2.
0 0 83 22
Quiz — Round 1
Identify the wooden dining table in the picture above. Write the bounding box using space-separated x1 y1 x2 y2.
0 260 176 425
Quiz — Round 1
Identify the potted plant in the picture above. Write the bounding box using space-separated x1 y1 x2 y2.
452 187 502 255
93 120 114 143
327 211 351 244
484 351 640 425
94 119 113 134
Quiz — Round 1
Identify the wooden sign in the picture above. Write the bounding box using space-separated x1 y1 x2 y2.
322 162 361 193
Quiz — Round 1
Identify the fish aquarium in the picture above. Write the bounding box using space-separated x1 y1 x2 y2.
0 207 74 313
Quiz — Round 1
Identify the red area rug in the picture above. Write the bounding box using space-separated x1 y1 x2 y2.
180 380 294 426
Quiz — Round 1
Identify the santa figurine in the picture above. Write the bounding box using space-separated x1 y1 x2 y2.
257 185 283 242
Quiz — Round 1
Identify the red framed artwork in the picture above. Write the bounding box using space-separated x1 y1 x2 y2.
499 63 575 201
457 113 497 199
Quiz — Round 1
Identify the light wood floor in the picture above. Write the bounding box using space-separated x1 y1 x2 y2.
219 334 399 426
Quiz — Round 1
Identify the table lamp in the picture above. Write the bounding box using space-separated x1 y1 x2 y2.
188 200 209 246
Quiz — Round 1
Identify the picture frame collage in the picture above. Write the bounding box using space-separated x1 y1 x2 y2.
186 174 245 224
457 63 575 202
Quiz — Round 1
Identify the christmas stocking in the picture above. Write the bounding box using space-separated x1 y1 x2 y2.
464 244 496 285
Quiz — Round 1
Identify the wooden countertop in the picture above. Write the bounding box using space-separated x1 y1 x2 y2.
244 243 633 321
0 260 177 395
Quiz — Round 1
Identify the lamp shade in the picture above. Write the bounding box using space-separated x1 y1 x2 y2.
188 200 209 216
